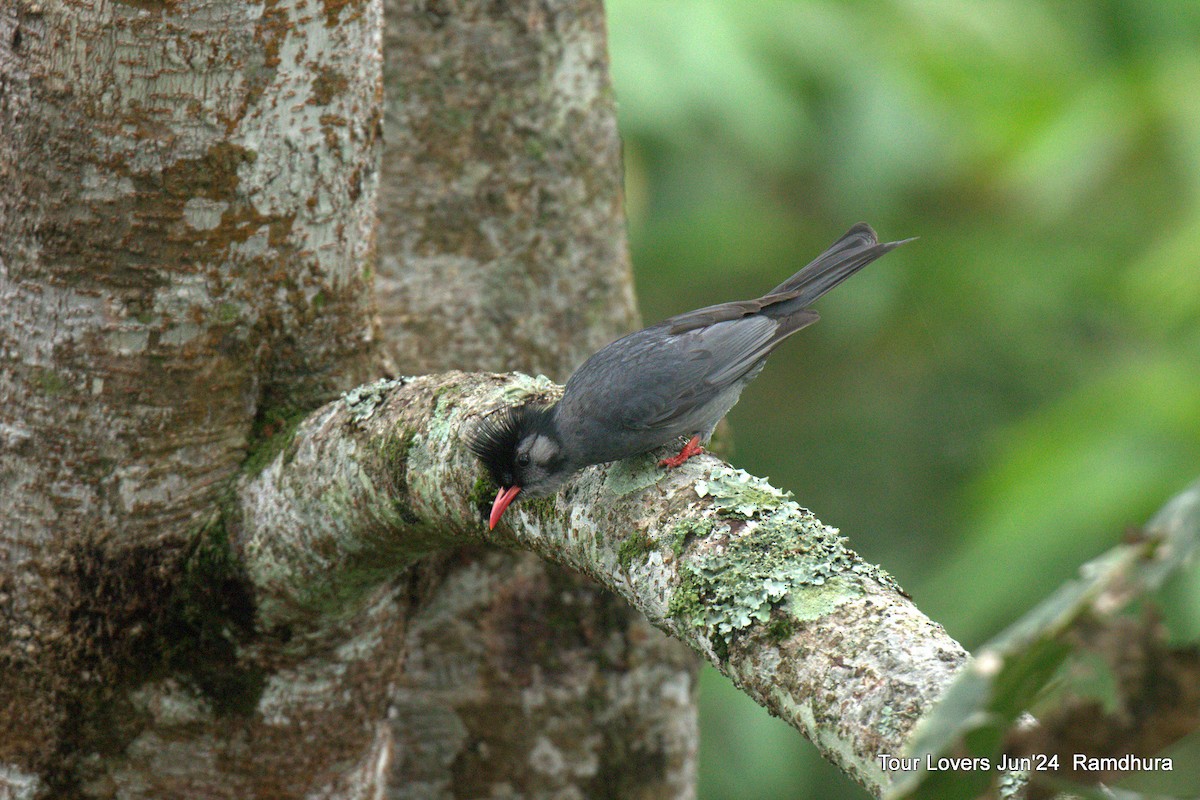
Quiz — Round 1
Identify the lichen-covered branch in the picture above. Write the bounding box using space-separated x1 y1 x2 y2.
236 370 970 797
1004 480 1200 787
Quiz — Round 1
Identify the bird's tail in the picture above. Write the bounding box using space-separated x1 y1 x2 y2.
767 222 914 307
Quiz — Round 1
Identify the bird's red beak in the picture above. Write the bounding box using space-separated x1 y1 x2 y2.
489 485 522 530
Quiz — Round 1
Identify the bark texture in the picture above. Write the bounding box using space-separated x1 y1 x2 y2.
235 371 971 798
1 0 384 793
373 3 697 797
377 0 638 378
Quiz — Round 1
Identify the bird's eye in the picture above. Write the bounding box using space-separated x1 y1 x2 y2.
517 453 531 467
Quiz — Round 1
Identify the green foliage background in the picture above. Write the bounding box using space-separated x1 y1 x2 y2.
605 1 1200 797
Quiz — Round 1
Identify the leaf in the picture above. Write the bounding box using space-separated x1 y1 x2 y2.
886 480 1200 800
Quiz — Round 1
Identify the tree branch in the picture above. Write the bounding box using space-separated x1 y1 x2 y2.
234 371 970 797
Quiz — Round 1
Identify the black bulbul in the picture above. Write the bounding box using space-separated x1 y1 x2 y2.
469 222 911 529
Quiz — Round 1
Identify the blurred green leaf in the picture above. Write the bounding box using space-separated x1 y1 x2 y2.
887 547 1138 799
1122 212 1200 337
888 479 1200 800
926 360 1200 643
608 0 810 170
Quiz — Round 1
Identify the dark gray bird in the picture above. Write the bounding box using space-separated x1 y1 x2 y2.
469 222 911 529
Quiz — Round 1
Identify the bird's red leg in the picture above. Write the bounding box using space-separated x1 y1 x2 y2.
659 434 704 468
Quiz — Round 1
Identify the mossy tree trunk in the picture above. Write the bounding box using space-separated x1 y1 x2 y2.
0 0 696 797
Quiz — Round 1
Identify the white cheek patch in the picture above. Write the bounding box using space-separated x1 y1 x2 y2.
528 435 559 463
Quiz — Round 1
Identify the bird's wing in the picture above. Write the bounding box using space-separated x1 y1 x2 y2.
620 312 815 430
664 299 769 334
663 281 824 336
584 223 911 438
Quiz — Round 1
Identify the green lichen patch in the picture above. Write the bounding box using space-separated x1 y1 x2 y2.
711 633 729 663
669 512 865 646
669 517 715 558
296 556 399 619
603 454 668 497
617 530 656 572
785 578 858 621
695 466 793 519
433 380 478 418
466 474 501 529
667 566 704 622
524 137 546 160
498 372 559 403
213 301 240 324
376 427 420 524
766 615 796 643
520 495 558 524
342 377 405 424
243 406 308 478
468 474 495 510
377 426 416 470
33 367 70 396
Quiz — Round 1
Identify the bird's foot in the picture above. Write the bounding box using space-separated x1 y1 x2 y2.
659 435 704 469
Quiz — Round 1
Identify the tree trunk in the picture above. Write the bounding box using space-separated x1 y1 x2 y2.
0 0 696 796
372 2 696 797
